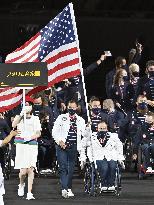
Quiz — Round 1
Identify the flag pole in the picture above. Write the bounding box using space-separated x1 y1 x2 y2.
69 3 90 121
22 88 26 130
70 3 94 162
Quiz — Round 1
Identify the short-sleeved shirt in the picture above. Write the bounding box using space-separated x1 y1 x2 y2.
14 115 41 145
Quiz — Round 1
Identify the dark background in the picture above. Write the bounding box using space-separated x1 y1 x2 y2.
1 0 154 99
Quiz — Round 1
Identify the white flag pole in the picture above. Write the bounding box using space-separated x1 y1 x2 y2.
69 3 90 121
20 87 33 131
70 3 94 162
22 88 26 130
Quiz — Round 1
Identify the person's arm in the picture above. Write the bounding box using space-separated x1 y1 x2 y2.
12 115 23 128
12 107 27 128
52 115 63 145
83 54 106 76
31 131 41 140
115 135 125 161
1 130 18 146
132 43 143 64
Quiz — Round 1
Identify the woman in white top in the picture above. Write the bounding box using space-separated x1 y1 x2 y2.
12 102 41 200
0 130 18 205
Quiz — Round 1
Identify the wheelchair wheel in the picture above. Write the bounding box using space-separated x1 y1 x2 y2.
114 165 122 196
84 163 92 194
84 162 100 196
124 138 134 171
137 146 146 180
3 152 11 180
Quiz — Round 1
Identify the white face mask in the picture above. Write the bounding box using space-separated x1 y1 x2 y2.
25 105 32 113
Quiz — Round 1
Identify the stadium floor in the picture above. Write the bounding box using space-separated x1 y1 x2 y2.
4 172 154 205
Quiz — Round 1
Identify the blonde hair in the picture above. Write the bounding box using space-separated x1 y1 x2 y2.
129 63 139 73
103 99 114 109
146 111 154 122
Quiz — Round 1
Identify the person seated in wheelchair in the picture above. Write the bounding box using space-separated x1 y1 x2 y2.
86 121 124 192
38 110 56 173
119 95 149 168
140 111 154 173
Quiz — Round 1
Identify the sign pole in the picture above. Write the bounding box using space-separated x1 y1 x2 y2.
22 88 26 130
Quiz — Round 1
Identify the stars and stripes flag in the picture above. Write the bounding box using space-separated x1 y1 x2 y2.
0 88 22 112
2 3 84 111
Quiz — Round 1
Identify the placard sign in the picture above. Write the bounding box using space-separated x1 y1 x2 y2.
0 62 48 87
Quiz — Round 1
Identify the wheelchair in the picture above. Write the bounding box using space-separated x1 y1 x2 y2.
137 144 154 180
0 144 11 180
124 136 138 172
84 160 122 197
37 142 58 177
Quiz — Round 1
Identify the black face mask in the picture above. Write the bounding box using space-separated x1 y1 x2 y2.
42 120 49 127
122 65 127 69
149 71 154 78
97 131 109 147
49 97 56 106
123 76 129 81
102 108 109 114
92 108 101 115
97 131 107 138
138 102 147 110
133 72 139 77
33 104 42 111
68 108 76 116
44 90 51 95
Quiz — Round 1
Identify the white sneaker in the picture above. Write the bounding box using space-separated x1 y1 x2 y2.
146 167 153 173
18 183 25 196
47 169 53 173
62 189 69 198
108 186 115 191
67 189 74 197
26 192 35 200
101 187 108 191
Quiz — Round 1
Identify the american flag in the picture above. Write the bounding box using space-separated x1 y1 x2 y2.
0 88 22 112
3 3 82 110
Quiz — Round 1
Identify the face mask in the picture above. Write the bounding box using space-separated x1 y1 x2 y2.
42 120 49 127
123 76 129 81
97 131 107 138
133 72 139 77
25 106 32 113
44 90 51 95
149 71 154 77
92 108 101 115
122 64 127 69
33 104 42 111
68 108 76 116
102 108 109 114
138 102 147 110
97 131 108 147
49 97 56 106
